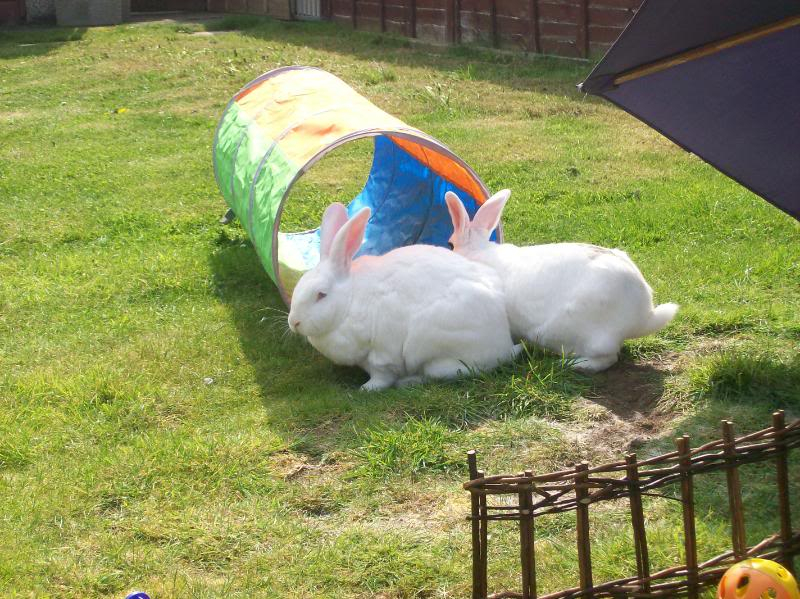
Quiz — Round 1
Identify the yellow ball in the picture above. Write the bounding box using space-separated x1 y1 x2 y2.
718 559 800 599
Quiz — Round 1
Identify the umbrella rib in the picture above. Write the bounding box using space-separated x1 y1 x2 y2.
614 14 800 86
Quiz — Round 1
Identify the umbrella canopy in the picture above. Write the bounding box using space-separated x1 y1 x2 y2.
580 1 800 221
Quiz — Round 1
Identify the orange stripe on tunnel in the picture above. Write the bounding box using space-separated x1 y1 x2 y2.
389 136 487 202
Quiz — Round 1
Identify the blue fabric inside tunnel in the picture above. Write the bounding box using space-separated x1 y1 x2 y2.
281 135 494 269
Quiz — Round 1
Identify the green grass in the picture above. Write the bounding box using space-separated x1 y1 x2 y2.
353 416 460 477
1 15 798 598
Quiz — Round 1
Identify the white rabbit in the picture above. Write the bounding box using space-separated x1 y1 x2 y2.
445 189 678 373
288 202 520 391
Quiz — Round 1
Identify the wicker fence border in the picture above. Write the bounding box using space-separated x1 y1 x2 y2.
464 411 799 598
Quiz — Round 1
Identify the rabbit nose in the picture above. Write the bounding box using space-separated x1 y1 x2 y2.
291 320 301 331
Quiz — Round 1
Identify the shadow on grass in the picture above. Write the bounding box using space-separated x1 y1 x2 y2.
446 353 798 597
590 360 668 419
209 215 799 464
621 350 800 578
208 229 597 457
691 350 800 409
0 26 86 60
208 232 393 437
502 354 799 594
203 15 594 95
208 227 692 466
634 349 800 461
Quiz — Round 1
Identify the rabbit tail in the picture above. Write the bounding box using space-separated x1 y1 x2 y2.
635 302 679 337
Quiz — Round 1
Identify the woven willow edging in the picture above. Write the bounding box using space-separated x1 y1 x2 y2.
464 411 799 598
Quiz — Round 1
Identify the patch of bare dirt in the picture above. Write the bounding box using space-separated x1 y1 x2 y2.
366 487 465 534
559 353 684 461
268 448 347 482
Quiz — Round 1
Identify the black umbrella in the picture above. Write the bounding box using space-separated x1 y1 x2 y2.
580 1 800 221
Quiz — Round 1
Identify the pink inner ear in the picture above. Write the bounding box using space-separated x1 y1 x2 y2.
343 209 369 259
445 192 468 233
472 192 509 233
328 207 371 273
320 203 348 257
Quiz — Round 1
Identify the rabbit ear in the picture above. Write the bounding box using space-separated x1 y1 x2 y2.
472 189 511 233
328 207 371 274
445 191 469 234
320 203 349 258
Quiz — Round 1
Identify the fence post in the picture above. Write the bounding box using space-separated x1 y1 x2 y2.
677 436 699 599
468 451 486 599
446 0 455 44
472 1 477 45
351 0 356 28
490 0 498 48
518 470 537 598
773 411 795 575
379 0 385 32
625 454 650 593
527 0 540 54
575 462 593 595
576 0 589 57
722 421 747 559
478 468 488 598
454 0 461 44
407 0 416 38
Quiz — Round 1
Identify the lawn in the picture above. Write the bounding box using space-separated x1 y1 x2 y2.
1 14 798 598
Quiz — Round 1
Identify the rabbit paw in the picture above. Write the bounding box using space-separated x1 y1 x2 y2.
360 375 395 391
572 353 618 373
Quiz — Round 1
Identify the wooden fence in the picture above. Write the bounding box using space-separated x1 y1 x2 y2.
464 411 800 598
120 0 640 59
205 0 293 19
132 0 208 11
329 0 642 58
0 0 25 24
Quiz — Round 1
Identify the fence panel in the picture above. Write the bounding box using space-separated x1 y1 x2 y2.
322 0 642 56
295 0 322 19
464 412 800 598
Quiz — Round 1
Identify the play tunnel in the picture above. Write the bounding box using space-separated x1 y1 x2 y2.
213 66 497 305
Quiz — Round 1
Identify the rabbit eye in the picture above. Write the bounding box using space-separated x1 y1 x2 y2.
447 242 454 250
316 291 327 302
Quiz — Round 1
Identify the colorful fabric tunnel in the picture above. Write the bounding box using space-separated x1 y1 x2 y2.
213 66 498 305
